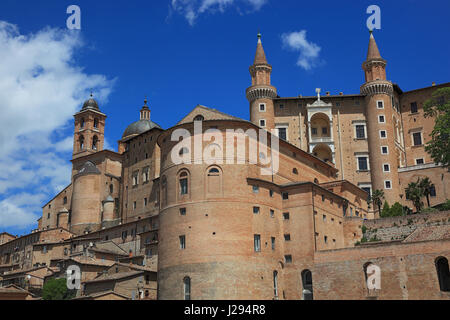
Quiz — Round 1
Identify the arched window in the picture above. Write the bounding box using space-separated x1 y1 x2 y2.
79 135 85 150
207 167 222 195
80 118 85 128
179 171 189 196
301 269 313 300
194 115 204 122
436 257 450 292
92 136 99 150
94 118 99 129
183 277 191 300
293 168 298 175
273 271 279 298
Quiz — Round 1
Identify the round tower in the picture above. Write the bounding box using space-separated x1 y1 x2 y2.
71 161 102 234
361 31 401 206
247 33 277 131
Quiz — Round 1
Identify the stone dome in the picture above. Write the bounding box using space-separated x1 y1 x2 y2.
82 97 99 110
122 119 162 139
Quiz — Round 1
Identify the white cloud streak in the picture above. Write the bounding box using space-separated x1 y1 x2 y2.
281 30 322 70
0 21 115 231
171 0 268 25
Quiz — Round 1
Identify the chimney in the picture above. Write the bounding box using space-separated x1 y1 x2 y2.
339 92 343 96
432 82 436 86
326 91 330 96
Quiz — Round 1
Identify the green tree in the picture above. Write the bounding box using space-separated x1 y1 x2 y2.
381 201 390 218
42 278 76 300
390 202 404 216
418 177 433 208
369 189 385 217
423 87 450 170
405 180 424 213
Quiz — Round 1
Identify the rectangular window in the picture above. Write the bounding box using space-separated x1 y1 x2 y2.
383 164 390 172
259 119 266 127
324 236 328 244
179 235 186 249
270 209 275 218
283 212 290 220
311 128 318 135
271 237 275 250
322 127 328 135
380 130 387 139
279 104 284 109
381 146 389 154
284 255 292 263
144 198 148 206
252 185 259 193
269 190 274 197
323 215 327 222
278 128 287 141
254 234 261 252
180 178 188 195
357 157 369 171
282 193 289 200
284 234 291 241
416 158 425 165
259 103 266 112
356 125 366 139
253 207 260 214
410 102 418 113
385 180 392 189
430 185 437 197
180 208 186 216
133 201 137 210
379 115 385 123
377 101 384 109
413 132 422 146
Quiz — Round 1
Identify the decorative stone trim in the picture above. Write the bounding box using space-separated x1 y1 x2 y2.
246 86 277 102
360 80 393 96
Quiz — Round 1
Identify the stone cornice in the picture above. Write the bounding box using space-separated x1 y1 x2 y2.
246 85 277 102
360 80 393 96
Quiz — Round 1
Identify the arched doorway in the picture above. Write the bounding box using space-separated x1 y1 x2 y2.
312 144 333 163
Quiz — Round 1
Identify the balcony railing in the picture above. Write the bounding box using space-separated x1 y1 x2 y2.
310 136 333 143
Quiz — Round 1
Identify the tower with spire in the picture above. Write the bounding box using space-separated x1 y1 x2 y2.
72 93 107 160
361 31 400 205
247 32 278 131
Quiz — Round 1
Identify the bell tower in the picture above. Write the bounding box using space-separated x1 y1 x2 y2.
73 94 107 159
247 33 277 131
361 31 400 206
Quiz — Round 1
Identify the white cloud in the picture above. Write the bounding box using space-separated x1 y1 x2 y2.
171 0 268 25
0 21 115 231
281 30 322 70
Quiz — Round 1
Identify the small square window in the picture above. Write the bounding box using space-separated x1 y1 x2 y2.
253 207 260 214
284 234 291 241
252 185 259 193
383 164 390 172
279 104 284 109
284 255 292 263
377 101 384 109
259 104 266 112
312 128 318 135
283 212 290 220
381 146 388 154
416 158 424 165
259 119 266 127
385 181 392 189
380 130 387 139
180 208 186 216
282 193 289 200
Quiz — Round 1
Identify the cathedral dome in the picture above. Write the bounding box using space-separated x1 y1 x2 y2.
82 95 99 111
122 119 161 139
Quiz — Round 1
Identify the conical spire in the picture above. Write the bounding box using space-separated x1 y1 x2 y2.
366 30 383 61
254 32 268 65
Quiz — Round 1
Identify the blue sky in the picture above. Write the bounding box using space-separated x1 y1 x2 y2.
0 0 449 236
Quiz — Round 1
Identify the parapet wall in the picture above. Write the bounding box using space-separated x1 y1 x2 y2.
363 211 450 242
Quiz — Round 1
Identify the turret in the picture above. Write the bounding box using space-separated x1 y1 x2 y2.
247 33 277 131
